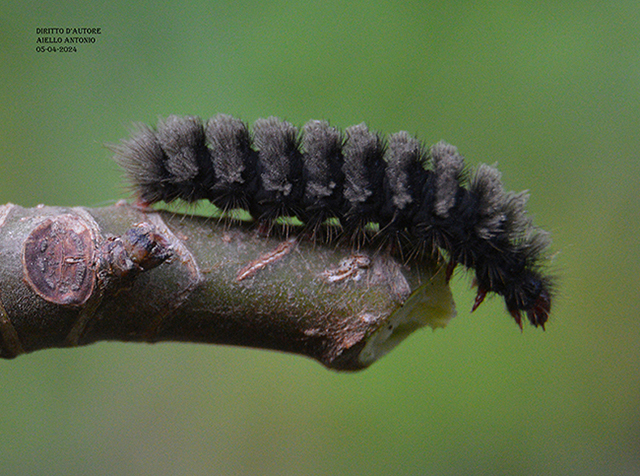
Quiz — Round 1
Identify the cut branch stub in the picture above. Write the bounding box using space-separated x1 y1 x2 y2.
22 214 96 306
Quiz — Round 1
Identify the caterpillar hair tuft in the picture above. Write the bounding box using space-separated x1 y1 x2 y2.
113 114 554 329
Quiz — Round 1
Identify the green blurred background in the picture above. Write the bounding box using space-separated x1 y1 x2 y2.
2 1 639 474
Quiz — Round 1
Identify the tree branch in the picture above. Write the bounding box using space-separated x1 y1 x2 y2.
0 202 455 371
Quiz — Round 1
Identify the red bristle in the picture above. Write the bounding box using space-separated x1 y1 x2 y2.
471 287 488 312
510 309 524 331
445 260 457 283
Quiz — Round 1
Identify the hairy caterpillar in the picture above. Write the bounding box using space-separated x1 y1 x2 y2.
114 114 553 329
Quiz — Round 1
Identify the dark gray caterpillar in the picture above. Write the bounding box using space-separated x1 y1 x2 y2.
114 114 553 329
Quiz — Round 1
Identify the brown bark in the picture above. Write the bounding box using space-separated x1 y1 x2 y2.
0 202 455 371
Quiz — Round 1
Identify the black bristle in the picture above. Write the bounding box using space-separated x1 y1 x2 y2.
113 124 168 204
251 117 304 221
341 123 387 235
155 115 212 203
205 114 257 211
301 120 345 228
381 132 428 235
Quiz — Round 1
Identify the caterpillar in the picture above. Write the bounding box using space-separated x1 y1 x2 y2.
113 114 553 329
